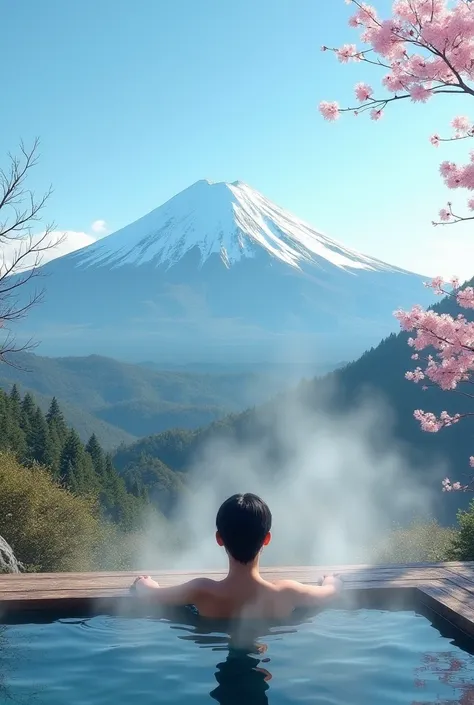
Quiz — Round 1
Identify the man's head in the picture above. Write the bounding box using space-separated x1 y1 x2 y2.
216 493 272 564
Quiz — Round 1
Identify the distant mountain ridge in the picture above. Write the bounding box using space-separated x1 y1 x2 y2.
9 180 434 362
0 351 319 444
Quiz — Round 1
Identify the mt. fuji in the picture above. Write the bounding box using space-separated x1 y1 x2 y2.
12 180 434 363
76 179 400 273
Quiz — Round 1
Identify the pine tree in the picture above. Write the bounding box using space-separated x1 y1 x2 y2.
81 452 98 495
86 434 106 478
101 454 143 529
9 384 22 422
0 390 10 452
46 397 68 444
100 454 120 519
0 387 148 529
46 423 64 477
20 393 39 461
85 436 135 524
59 429 86 493
29 407 54 467
3 386 27 458
20 392 36 426
59 429 99 496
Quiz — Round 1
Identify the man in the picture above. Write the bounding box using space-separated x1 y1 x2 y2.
132 493 343 619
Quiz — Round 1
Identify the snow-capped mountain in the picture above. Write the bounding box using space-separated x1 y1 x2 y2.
11 180 434 363
76 179 400 274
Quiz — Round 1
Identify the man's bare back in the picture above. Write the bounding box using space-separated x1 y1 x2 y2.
131 494 343 620
133 573 343 619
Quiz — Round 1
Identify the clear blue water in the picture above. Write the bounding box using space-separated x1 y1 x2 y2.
0 608 473 704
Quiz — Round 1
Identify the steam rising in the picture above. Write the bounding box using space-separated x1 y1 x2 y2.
139 386 440 571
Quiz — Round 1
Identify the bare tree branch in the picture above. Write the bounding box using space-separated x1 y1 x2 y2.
0 140 60 365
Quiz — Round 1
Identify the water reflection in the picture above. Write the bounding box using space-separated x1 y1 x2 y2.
409 611 474 705
411 652 474 705
210 643 272 705
171 610 305 705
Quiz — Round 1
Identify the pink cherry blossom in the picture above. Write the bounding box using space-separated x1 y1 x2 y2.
409 84 432 103
438 208 451 221
405 367 425 382
370 108 383 120
355 82 373 102
336 44 358 62
425 275 446 294
457 287 474 309
319 101 340 121
440 161 456 178
321 1 474 489
320 0 474 222
450 277 460 290
442 477 452 492
382 73 407 92
394 283 474 486
452 115 472 134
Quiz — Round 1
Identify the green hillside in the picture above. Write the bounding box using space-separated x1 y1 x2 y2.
0 352 300 440
0 380 135 449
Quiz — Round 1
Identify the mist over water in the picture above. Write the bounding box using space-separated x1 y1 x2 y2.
139 385 441 571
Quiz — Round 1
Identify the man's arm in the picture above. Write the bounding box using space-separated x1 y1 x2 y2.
131 575 211 606
280 575 344 609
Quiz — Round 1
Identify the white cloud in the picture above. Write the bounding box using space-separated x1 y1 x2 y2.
91 219 109 235
47 230 97 256
0 230 96 272
0 218 111 273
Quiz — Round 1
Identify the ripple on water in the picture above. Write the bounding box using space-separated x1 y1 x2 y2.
0 609 472 705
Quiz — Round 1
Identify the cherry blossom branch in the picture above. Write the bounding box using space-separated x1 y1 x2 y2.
320 2 474 490
320 0 474 217
433 201 474 225
395 276 474 491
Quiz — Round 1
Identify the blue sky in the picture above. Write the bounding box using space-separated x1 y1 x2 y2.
2 0 473 279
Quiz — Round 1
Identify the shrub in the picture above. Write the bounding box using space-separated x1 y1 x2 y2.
374 520 457 564
446 501 474 561
0 452 104 572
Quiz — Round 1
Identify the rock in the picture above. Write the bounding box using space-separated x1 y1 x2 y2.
0 535 22 573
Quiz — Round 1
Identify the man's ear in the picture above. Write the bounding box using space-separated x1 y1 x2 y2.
263 531 271 546
216 531 224 547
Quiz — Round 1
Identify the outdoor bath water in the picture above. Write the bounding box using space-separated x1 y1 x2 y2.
0 608 473 704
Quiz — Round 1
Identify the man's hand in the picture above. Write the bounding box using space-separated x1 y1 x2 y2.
131 576 160 593
322 574 343 589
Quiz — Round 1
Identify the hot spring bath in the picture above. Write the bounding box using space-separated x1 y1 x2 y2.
0 608 474 704
0 563 473 704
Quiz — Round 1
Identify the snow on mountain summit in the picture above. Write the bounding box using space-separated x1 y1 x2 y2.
13 179 434 363
75 180 403 274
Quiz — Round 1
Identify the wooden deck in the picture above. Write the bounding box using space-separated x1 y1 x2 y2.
0 562 473 636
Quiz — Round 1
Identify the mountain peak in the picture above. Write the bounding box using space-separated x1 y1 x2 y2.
14 180 434 363
72 179 405 274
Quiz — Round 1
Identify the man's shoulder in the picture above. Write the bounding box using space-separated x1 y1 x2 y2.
271 579 305 592
188 577 222 594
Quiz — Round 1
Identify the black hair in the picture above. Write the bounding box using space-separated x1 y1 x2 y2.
216 493 272 564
